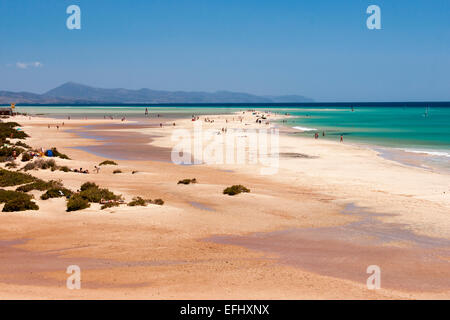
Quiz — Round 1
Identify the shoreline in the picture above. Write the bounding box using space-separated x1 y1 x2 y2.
0 112 449 299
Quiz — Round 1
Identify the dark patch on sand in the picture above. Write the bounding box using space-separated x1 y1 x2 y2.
0 239 186 289
207 204 450 292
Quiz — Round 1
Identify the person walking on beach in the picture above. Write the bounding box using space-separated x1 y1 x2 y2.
340 135 343 142
145 108 148 116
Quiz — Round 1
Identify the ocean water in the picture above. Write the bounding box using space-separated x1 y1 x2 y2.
281 106 450 156
15 105 450 168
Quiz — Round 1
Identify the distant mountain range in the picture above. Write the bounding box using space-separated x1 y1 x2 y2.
0 82 313 104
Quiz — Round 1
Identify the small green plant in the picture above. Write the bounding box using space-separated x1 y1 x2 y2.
23 158 57 171
0 146 25 159
177 178 197 185
51 148 70 159
127 197 164 206
58 166 71 172
3 198 39 212
152 198 164 206
66 194 90 212
101 202 120 210
15 141 31 149
40 187 73 200
127 196 150 206
78 182 121 203
16 179 58 192
0 122 29 141
113 169 122 174
0 168 36 187
223 185 250 196
21 153 31 162
0 189 38 212
99 160 118 166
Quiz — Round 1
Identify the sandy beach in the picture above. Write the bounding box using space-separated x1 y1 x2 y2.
0 111 449 299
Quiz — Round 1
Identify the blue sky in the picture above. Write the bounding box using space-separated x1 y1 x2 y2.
0 0 449 101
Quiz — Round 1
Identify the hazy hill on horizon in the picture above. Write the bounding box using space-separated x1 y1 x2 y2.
0 82 313 104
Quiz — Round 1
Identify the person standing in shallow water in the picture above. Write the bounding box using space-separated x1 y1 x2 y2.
340 135 343 142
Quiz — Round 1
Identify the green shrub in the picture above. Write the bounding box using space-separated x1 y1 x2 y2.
40 187 73 200
223 185 250 196
59 166 71 172
113 169 122 174
0 189 31 203
51 148 70 159
67 194 90 212
16 179 56 192
99 160 117 166
0 146 25 159
80 182 97 191
127 196 164 206
0 122 28 141
23 158 57 171
3 198 39 212
21 153 31 162
177 178 197 185
152 198 164 205
78 182 121 203
0 189 38 212
15 141 31 149
0 168 36 187
101 202 120 210
128 196 151 206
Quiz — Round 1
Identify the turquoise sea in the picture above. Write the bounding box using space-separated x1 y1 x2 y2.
16 105 450 168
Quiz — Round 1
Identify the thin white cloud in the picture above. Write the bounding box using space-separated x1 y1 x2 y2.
15 61 43 69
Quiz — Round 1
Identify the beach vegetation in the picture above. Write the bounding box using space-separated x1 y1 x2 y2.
127 196 150 206
58 166 71 172
101 202 120 210
127 196 164 206
0 121 28 142
16 179 57 192
177 178 197 185
78 182 121 203
66 194 90 212
152 198 164 205
0 168 36 187
15 141 31 149
0 189 39 212
113 169 122 174
21 153 31 162
0 146 25 161
41 187 73 200
99 160 118 166
23 158 57 171
223 185 250 196
51 148 70 160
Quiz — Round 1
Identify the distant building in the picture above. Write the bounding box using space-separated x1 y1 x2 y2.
0 107 13 115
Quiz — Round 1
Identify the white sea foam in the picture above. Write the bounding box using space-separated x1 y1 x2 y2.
399 149 450 158
292 126 317 132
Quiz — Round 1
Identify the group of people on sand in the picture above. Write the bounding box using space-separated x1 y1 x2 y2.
48 123 64 129
73 167 89 174
313 131 344 142
72 165 101 174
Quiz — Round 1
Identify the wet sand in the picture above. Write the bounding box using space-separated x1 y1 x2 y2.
208 204 450 292
67 121 173 162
